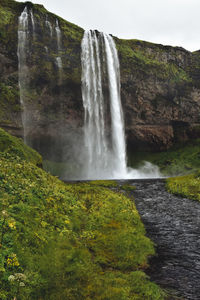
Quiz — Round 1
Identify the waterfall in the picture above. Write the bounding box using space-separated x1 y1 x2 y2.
30 9 35 38
17 6 29 142
45 17 53 37
55 19 63 84
81 30 127 179
81 30 162 179
104 34 127 175
17 7 37 143
55 19 62 51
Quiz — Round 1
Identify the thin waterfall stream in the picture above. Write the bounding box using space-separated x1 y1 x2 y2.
17 6 30 143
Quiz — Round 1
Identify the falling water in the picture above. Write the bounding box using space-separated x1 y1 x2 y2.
55 19 63 83
17 7 37 143
30 9 35 38
55 19 62 51
104 34 127 176
81 30 127 179
45 17 53 37
17 6 29 141
81 30 162 179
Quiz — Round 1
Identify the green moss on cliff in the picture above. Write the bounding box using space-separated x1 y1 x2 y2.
0 8 13 26
0 83 20 110
0 0 20 48
115 38 192 83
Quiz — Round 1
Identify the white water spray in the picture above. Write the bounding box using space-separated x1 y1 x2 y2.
81 30 161 179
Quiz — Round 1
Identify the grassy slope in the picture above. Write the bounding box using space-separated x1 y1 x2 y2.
0 128 166 299
0 128 42 167
166 172 200 202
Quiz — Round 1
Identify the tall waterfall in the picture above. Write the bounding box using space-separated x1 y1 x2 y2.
81 30 162 179
81 30 127 179
17 7 29 142
18 6 36 143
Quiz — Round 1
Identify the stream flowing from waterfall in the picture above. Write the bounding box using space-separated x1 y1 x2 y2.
81 30 161 179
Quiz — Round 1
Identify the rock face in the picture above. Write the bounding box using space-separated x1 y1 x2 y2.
115 39 200 151
0 0 200 166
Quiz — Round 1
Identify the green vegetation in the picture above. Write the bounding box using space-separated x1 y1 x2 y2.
166 172 200 201
121 184 136 192
128 139 200 176
0 7 13 27
0 82 20 113
89 180 118 188
0 128 42 167
0 129 166 299
115 37 192 83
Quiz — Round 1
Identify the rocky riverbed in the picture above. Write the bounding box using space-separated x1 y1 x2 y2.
128 179 200 300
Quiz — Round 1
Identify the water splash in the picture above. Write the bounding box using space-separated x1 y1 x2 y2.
81 30 161 179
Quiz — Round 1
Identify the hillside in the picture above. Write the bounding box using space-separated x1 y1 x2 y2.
0 128 166 299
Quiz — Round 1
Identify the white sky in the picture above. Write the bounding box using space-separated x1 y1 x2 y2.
16 0 200 52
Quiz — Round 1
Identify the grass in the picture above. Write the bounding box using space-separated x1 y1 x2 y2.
121 184 136 192
166 172 200 201
0 128 166 299
0 128 42 167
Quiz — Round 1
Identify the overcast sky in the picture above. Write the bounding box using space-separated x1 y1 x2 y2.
16 0 200 51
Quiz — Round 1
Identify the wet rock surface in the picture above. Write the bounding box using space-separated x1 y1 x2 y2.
129 179 200 300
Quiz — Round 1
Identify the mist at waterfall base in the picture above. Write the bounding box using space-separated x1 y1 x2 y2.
17 7 161 180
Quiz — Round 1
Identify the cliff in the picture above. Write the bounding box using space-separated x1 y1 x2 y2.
0 0 200 166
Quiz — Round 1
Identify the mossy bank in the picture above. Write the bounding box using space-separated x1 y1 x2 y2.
0 128 166 299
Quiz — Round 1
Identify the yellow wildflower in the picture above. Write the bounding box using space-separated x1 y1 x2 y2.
7 254 20 267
